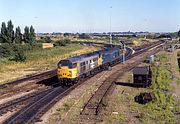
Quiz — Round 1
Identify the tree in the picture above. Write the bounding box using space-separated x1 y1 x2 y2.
13 46 26 62
0 22 7 43
6 20 14 44
23 26 36 45
44 36 52 43
79 33 91 39
14 26 22 44
178 30 180 37
23 26 30 43
29 25 35 44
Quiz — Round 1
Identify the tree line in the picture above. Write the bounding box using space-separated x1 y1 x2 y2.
0 20 35 45
0 20 38 62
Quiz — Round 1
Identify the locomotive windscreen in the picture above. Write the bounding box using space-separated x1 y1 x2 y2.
58 60 77 68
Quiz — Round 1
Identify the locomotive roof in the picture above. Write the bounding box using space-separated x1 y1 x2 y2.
100 47 120 54
65 51 99 63
63 47 120 63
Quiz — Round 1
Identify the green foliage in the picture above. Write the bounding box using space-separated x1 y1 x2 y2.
29 25 36 44
178 30 180 37
23 26 30 43
54 39 71 46
155 54 168 63
168 32 178 38
6 20 14 44
14 26 22 44
23 26 36 45
0 20 36 45
54 41 66 46
140 54 176 123
12 46 26 62
0 22 7 43
155 66 171 91
63 33 70 37
0 43 14 57
79 33 91 39
0 20 15 44
44 36 52 43
0 43 42 61
177 78 180 85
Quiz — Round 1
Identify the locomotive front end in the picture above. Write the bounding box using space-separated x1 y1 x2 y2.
57 60 78 85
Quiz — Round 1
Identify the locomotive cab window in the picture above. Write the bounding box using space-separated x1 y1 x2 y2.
72 63 77 68
59 60 76 69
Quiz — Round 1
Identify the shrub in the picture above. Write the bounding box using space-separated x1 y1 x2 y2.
13 49 26 62
54 41 66 46
11 45 26 62
0 43 14 58
0 43 42 62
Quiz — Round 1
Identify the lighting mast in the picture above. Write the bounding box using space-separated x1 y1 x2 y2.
109 6 112 45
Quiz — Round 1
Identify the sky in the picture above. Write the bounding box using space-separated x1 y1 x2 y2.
0 0 180 33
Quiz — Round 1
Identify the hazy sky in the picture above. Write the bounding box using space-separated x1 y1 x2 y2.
0 0 180 33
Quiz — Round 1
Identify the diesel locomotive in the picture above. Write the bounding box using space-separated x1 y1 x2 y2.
57 47 123 85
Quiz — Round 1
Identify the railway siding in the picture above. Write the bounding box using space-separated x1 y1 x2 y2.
0 41 164 123
80 42 163 120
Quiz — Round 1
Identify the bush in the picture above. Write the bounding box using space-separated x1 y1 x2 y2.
0 43 42 62
54 41 66 46
0 43 14 58
13 49 26 62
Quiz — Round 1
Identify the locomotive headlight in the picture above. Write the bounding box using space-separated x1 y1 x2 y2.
69 71 72 76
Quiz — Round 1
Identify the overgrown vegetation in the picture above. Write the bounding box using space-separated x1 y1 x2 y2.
106 53 180 124
0 43 42 61
53 39 71 46
136 53 178 123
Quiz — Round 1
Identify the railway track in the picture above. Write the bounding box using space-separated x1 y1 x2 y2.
80 41 164 120
0 42 111 99
2 77 92 124
0 70 57 100
0 41 164 123
0 44 131 124
0 69 56 89
0 88 51 116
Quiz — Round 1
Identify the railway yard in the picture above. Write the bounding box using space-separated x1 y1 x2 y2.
0 41 179 124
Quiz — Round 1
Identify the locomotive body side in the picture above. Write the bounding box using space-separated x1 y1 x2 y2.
57 47 122 86
101 48 121 66
57 52 102 85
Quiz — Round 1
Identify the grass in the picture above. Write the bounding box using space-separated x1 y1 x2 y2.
0 44 98 84
132 38 158 46
103 51 179 124
133 53 178 123
177 78 180 85
45 78 105 124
